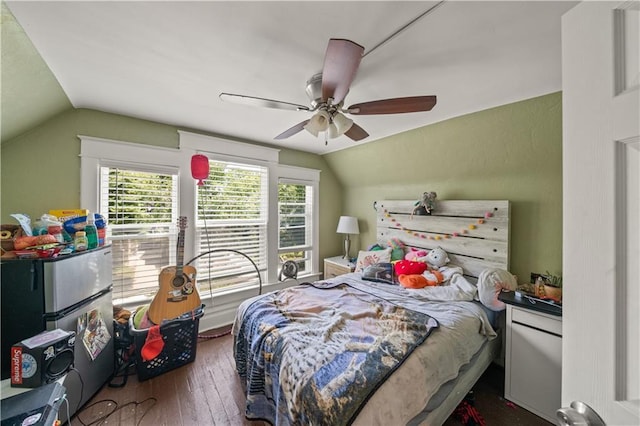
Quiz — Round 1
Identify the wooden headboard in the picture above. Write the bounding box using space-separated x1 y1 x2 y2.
375 200 510 281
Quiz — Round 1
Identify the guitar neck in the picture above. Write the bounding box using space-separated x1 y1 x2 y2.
176 228 185 277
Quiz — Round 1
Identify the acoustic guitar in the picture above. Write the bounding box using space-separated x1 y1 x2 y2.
148 216 201 324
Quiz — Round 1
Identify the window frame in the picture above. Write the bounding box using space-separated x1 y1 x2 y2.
194 156 269 293
99 164 180 304
277 170 319 276
80 132 320 316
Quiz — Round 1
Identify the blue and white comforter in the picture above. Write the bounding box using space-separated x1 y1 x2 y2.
233 274 496 426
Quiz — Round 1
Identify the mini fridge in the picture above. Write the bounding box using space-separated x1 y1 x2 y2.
1 246 114 417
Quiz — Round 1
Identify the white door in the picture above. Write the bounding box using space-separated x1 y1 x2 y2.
562 1 639 425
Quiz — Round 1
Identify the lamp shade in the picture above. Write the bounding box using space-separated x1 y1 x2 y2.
336 216 359 235
328 112 354 138
191 154 209 186
304 110 331 137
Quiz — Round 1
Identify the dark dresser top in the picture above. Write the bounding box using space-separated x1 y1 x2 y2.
499 290 562 317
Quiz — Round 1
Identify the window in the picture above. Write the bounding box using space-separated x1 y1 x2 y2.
278 180 314 275
80 132 320 311
194 159 268 292
99 165 179 304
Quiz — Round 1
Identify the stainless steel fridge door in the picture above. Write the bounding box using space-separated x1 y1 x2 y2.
43 246 112 312
47 289 114 417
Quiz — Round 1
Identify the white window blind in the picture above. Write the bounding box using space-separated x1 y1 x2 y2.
82 133 320 315
278 180 313 275
195 159 268 292
99 166 179 304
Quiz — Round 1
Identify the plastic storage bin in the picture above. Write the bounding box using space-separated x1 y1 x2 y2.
130 306 204 381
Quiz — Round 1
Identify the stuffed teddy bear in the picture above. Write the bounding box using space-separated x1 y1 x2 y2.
417 246 450 269
410 246 450 287
397 247 450 288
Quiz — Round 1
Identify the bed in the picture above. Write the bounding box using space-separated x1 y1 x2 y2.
233 199 511 425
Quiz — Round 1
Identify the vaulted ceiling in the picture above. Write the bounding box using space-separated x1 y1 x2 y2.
2 1 576 154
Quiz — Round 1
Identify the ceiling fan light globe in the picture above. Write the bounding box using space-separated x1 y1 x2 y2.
332 112 354 136
304 110 330 137
304 123 320 137
328 123 339 139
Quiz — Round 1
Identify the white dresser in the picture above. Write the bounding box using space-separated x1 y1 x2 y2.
503 293 562 424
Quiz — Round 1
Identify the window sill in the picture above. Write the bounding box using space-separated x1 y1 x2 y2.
116 272 322 332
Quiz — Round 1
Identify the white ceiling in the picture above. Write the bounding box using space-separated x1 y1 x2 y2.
6 1 577 155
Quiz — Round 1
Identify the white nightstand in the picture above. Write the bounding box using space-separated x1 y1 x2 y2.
502 294 562 424
323 256 355 279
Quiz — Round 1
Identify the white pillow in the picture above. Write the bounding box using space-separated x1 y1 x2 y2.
355 248 392 272
477 268 518 311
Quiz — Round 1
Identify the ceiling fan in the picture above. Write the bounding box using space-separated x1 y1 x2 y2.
219 38 437 142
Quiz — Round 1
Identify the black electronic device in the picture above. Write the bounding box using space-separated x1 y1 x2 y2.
1 382 66 426
10 329 75 388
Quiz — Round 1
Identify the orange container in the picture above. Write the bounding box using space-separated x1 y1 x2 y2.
97 228 106 246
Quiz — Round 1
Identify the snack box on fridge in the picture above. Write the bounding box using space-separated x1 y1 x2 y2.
49 209 89 223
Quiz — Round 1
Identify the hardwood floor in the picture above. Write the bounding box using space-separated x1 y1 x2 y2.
68 327 551 426
443 363 552 426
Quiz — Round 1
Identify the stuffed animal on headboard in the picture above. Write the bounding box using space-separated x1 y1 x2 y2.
412 191 437 217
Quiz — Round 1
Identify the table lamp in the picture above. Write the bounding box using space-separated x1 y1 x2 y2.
336 216 359 259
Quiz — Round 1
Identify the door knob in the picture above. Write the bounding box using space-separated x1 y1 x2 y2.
557 401 605 426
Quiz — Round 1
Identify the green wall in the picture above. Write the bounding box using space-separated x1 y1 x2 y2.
2 93 563 282
324 92 563 284
0 108 345 263
0 1 563 283
0 2 72 142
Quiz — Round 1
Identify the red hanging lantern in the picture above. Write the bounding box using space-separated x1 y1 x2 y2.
191 154 209 186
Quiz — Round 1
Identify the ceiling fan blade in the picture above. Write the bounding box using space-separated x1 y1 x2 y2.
220 93 310 111
321 39 364 104
347 96 437 115
344 123 369 141
274 119 311 140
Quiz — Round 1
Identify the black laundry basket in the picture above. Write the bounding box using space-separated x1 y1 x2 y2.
129 305 204 381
